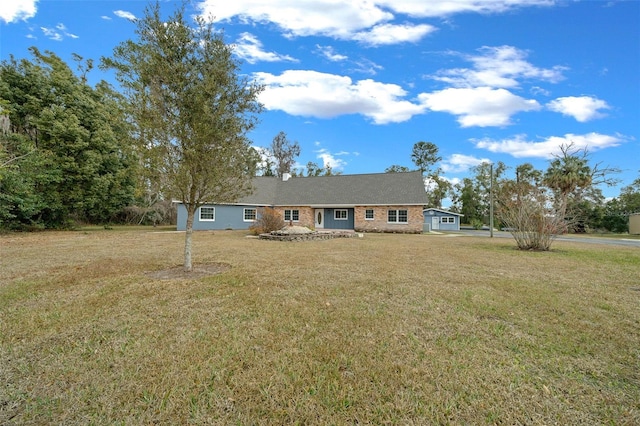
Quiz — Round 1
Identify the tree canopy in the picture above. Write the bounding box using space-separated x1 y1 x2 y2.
0 48 135 229
102 1 263 271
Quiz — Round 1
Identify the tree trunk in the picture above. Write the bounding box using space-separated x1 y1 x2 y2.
184 205 195 272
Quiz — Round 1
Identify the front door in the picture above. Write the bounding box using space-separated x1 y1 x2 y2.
315 209 324 229
432 216 439 230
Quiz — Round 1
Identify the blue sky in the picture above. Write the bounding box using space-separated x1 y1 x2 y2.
2 0 639 203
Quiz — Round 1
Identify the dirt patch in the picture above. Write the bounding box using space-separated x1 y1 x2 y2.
145 263 231 280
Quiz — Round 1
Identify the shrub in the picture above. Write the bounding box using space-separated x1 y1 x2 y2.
470 218 484 230
496 182 564 251
249 207 284 235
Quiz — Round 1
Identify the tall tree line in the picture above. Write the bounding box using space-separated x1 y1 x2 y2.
1 48 136 229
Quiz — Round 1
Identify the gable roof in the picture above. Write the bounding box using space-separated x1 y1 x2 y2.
237 171 427 206
423 208 464 216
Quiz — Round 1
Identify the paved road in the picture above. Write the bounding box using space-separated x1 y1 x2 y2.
453 229 640 248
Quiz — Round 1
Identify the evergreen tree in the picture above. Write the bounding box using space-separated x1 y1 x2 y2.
0 48 135 229
103 2 263 271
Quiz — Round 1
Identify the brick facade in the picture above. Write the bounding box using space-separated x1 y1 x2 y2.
354 205 423 233
273 206 315 229
273 205 423 233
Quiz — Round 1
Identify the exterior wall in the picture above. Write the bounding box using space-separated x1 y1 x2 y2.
177 204 423 233
176 204 261 231
354 205 423 233
423 210 461 231
323 208 355 230
273 206 315 229
630 214 640 235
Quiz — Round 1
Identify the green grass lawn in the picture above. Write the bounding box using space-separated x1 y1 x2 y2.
1 229 639 424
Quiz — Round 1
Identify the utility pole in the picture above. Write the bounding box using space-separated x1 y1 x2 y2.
489 163 494 238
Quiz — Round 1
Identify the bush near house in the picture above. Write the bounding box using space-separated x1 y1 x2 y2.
249 207 285 235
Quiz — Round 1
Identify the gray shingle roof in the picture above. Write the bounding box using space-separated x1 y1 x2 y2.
238 171 427 206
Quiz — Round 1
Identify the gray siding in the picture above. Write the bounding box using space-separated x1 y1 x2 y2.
176 204 260 231
322 208 355 230
423 209 462 231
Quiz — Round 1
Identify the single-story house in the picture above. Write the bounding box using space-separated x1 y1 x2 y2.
176 171 428 233
423 208 464 232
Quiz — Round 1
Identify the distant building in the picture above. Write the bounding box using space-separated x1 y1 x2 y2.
630 213 640 235
176 171 428 233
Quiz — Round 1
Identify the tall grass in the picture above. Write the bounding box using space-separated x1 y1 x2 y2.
1 229 638 424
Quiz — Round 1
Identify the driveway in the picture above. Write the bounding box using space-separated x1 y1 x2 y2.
453 229 640 248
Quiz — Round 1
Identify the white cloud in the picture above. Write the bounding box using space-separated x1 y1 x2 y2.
197 1 553 42
199 0 392 40
101 15 112 21
441 154 490 173
316 45 348 62
530 86 550 96
353 23 436 46
40 22 78 41
349 58 384 75
473 132 626 159
41 26 62 41
377 0 554 17
431 46 566 89
316 148 347 170
253 70 427 124
419 87 541 127
234 33 297 64
0 0 37 23
114 10 136 21
546 96 610 122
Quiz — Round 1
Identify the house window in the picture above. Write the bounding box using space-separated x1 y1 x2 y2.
365 209 374 220
284 209 299 222
388 209 408 224
441 216 455 224
199 206 215 221
335 209 348 220
243 208 257 222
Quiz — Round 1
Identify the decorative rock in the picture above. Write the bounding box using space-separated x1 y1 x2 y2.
258 228 358 241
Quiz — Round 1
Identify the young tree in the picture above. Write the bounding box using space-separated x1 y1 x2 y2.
496 164 563 250
495 179 564 250
103 2 263 271
269 131 300 177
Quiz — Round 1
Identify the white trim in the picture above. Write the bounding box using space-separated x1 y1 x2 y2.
284 209 300 222
365 209 374 220
423 208 464 217
334 209 348 220
199 206 215 221
387 209 408 224
243 207 257 222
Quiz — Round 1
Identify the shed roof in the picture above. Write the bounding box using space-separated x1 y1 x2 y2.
423 208 464 216
237 171 427 206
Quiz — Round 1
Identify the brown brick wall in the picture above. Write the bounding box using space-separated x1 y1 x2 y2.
354 205 423 233
273 205 424 233
273 206 315 229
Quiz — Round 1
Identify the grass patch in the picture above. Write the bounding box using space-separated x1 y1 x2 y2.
1 230 639 424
